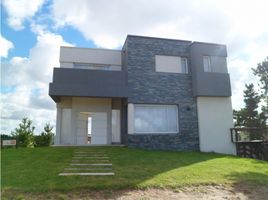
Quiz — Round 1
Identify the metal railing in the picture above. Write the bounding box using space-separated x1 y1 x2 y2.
230 127 268 143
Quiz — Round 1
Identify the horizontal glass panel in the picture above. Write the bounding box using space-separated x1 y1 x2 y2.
73 63 121 71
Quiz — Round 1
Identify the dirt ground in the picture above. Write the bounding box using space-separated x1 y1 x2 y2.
3 184 268 200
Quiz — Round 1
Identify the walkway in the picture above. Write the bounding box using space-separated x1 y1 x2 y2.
59 149 115 176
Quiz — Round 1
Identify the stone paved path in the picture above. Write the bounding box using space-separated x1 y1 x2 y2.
59 149 115 176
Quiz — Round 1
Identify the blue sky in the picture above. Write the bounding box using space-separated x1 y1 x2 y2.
1 0 268 134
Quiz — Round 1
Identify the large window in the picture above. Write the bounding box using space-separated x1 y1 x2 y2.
134 104 179 134
155 55 188 74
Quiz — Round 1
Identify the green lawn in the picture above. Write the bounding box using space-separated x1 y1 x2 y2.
1 147 268 192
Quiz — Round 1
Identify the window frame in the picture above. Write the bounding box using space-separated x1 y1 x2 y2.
155 55 189 74
181 57 189 74
133 104 179 134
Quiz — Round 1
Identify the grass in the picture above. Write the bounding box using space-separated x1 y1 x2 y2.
1 146 268 193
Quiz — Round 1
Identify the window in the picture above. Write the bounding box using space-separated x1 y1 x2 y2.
134 104 178 134
155 55 188 74
203 56 212 72
73 63 121 71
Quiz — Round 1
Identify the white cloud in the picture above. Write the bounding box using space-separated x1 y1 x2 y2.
2 0 46 30
0 35 14 58
51 0 268 110
51 0 233 48
1 32 73 134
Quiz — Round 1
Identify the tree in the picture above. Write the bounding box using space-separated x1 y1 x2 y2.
11 118 35 147
43 123 54 135
41 123 54 145
252 57 268 128
233 109 246 127
252 57 268 95
34 123 54 147
241 84 261 127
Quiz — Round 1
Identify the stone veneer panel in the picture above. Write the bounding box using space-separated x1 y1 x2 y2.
125 36 199 151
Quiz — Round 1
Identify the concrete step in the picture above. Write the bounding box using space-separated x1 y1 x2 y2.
70 163 112 166
64 168 113 171
59 172 115 176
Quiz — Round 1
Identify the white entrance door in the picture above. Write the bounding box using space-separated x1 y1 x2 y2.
112 110 121 143
91 112 108 144
76 112 88 145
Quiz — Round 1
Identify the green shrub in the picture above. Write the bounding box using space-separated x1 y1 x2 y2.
11 118 35 148
34 134 53 147
34 123 54 147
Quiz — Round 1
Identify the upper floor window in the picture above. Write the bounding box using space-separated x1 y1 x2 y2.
155 55 189 74
203 56 228 73
73 63 121 71
203 56 212 72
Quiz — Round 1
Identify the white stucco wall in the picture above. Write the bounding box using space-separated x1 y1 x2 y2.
197 97 236 155
61 108 73 144
112 110 121 143
128 103 134 134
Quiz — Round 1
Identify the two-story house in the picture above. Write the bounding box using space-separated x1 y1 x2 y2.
49 35 235 154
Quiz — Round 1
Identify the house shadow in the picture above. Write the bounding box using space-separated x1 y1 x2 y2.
59 147 268 199
224 171 268 199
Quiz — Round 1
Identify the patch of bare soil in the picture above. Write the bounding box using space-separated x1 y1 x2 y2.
3 184 268 200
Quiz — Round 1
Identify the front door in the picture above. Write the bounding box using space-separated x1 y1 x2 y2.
91 112 108 144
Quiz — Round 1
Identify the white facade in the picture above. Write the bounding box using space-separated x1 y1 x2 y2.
197 97 236 155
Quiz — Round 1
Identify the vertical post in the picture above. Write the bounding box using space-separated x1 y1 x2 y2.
235 129 239 142
127 103 134 135
55 105 62 145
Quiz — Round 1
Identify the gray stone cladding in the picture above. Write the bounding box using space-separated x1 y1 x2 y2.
125 36 199 151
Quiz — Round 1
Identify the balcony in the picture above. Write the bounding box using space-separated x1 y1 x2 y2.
49 68 129 102
193 72 232 96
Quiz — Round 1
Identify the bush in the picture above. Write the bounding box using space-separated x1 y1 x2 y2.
34 134 53 147
11 118 35 148
10 118 54 148
34 123 54 147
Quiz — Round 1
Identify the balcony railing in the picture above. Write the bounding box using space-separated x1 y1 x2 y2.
49 68 129 102
230 127 268 143
230 127 268 161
